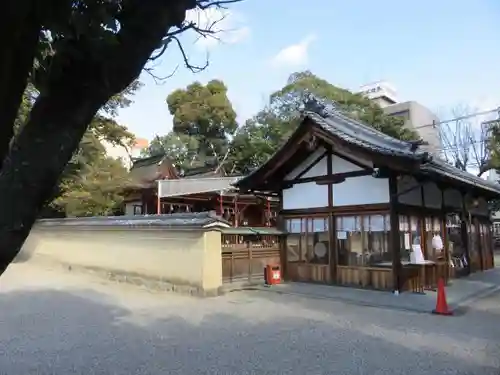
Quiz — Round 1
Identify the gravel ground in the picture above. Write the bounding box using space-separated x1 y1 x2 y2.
0 262 499 375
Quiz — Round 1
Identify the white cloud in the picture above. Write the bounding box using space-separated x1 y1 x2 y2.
185 7 250 50
269 34 317 68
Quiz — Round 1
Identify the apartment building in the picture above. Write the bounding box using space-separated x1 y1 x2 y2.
359 81 441 155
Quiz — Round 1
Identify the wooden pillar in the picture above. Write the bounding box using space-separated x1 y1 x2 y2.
234 194 239 228
278 189 287 280
460 191 471 275
156 184 161 215
219 191 223 217
266 197 271 227
140 190 146 215
327 149 336 283
440 186 449 281
389 174 402 293
475 215 484 271
420 181 426 259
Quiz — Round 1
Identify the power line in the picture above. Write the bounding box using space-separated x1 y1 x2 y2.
412 107 500 130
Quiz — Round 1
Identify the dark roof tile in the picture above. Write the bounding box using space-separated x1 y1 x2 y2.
306 109 428 160
36 211 230 229
421 158 500 195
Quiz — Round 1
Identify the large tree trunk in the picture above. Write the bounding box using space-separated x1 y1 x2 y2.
0 0 202 275
0 0 42 167
0 88 106 274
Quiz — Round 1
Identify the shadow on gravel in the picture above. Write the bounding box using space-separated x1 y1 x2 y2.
0 288 498 374
241 286 500 345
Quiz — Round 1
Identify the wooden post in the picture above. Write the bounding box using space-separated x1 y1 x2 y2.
156 181 161 214
440 186 449 283
389 174 402 293
460 191 471 275
327 148 336 283
219 191 223 217
248 239 252 284
266 197 271 227
420 180 427 260
234 194 239 227
278 189 287 280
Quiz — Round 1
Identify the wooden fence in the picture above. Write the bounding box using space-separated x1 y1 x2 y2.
221 228 283 285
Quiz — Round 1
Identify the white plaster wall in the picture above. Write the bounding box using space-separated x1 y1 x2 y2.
332 175 389 206
302 156 327 178
331 154 364 173
330 154 388 206
283 182 328 209
285 147 326 180
282 150 388 209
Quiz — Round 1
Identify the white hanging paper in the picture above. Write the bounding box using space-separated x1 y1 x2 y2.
410 244 425 264
432 235 444 250
404 233 411 249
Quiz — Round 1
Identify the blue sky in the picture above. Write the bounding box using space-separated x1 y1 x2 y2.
117 0 500 140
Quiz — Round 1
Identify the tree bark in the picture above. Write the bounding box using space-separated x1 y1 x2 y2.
0 0 42 168
0 88 106 274
0 0 205 275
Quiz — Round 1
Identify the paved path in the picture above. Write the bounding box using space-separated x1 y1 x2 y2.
1 262 499 374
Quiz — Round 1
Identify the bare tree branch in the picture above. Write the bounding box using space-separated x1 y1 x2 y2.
144 65 179 84
171 35 209 72
438 104 499 175
197 0 244 10
147 0 242 72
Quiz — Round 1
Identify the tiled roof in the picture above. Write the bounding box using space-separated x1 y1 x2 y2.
305 105 429 160
131 154 165 169
235 98 500 196
128 154 178 188
36 212 230 229
421 158 500 195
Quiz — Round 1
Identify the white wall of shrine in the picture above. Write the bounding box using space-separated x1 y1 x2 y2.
281 150 492 214
282 149 390 210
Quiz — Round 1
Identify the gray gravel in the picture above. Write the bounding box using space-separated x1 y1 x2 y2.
0 263 499 375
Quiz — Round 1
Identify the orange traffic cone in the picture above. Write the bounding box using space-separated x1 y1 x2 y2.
432 278 453 316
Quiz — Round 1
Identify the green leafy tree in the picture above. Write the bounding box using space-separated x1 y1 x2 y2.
0 0 242 274
229 71 418 173
230 109 293 174
143 132 200 169
15 82 139 216
166 80 238 161
54 156 130 217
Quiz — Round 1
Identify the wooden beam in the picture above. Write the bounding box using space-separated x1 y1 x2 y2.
285 170 373 186
260 127 313 182
315 170 373 185
389 173 402 293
